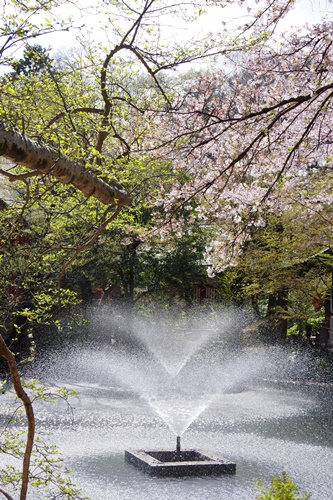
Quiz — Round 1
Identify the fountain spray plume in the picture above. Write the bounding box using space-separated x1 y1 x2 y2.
26 302 275 446
129 306 239 378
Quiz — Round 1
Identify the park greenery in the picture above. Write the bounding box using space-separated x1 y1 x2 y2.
255 472 311 500
0 0 333 498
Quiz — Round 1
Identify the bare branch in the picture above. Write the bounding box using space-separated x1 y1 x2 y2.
46 107 105 128
0 168 39 181
0 488 15 500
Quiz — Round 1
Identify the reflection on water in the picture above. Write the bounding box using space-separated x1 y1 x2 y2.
57 382 333 500
2 376 332 499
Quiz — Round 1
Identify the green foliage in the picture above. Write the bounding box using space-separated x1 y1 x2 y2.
287 316 324 338
22 288 81 324
21 378 77 401
255 472 311 500
237 208 333 323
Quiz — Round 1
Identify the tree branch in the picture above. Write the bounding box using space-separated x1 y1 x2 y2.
56 204 123 293
0 168 39 181
0 488 15 500
0 335 35 500
46 107 105 128
0 123 131 206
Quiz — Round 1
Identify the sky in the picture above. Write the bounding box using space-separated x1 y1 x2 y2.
43 0 332 56
0 0 331 75
195 0 332 32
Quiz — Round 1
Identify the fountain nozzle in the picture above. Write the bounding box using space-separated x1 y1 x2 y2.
176 436 181 453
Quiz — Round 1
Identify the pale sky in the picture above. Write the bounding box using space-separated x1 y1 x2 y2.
44 0 332 55
193 0 331 33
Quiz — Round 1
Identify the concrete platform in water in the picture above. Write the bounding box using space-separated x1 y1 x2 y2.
125 449 236 477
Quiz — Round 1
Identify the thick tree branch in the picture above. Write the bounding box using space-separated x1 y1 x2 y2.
0 123 131 206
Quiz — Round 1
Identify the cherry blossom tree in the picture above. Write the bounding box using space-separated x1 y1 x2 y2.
152 12 333 276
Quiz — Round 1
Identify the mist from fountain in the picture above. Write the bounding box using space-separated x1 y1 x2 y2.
30 306 266 440
113 311 230 436
147 395 215 437
130 321 221 377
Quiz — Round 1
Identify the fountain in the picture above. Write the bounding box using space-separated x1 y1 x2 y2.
125 447 236 477
1 306 333 499
121 319 237 476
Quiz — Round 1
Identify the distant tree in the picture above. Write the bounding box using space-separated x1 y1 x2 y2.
11 44 53 77
235 208 333 339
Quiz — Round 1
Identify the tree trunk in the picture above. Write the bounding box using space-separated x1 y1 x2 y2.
0 334 35 500
126 240 140 305
275 290 288 341
267 291 288 341
0 123 131 207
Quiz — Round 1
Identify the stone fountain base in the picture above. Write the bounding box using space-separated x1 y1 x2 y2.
125 449 236 477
